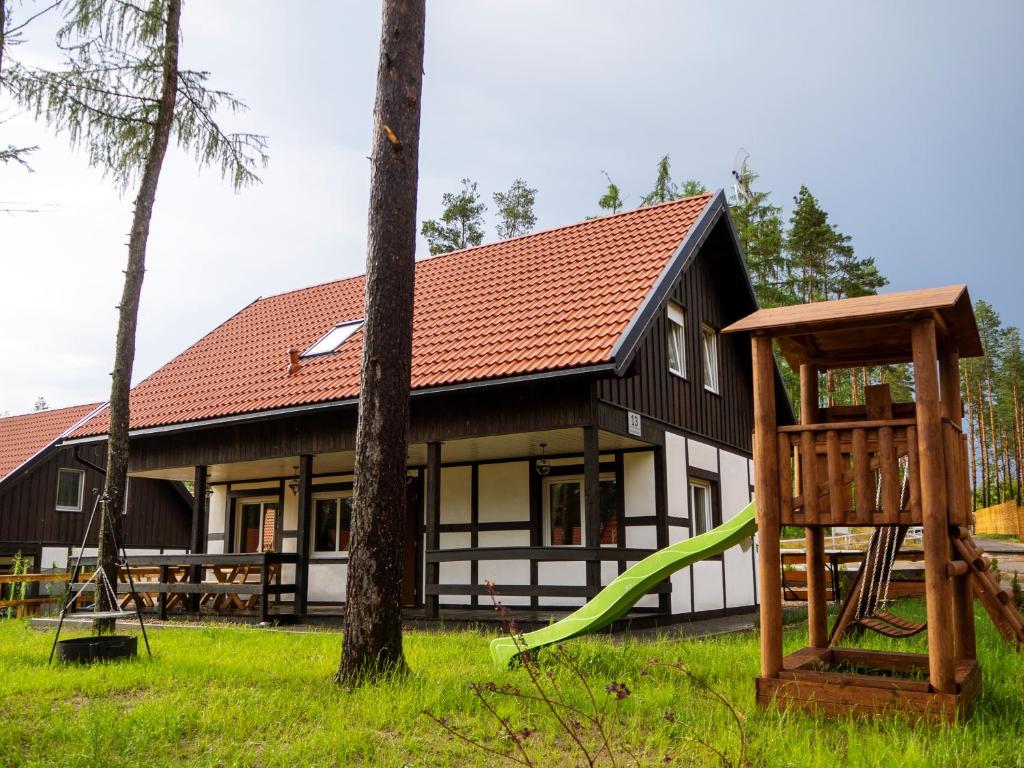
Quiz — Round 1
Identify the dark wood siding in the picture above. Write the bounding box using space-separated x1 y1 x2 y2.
128 379 594 472
0 443 192 548
595 217 757 453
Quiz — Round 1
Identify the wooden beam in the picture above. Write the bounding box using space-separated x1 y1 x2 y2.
912 318 956 693
939 347 976 660
188 465 208 611
583 426 601 591
425 441 442 619
800 364 828 648
294 453 313 616
653 444 670 614
753 335 783 678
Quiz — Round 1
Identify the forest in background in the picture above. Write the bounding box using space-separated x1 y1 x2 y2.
420 156 1023 509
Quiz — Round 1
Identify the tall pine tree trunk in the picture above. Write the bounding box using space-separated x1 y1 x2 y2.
337 0 425 685
965 363 977 509
978 379 989 507
96 0 180 633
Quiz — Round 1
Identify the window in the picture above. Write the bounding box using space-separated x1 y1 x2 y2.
237 500 279 553
690 480 714 536
701 325 719 393
56 469 84 512
544 475 618 545
302 321 363 357
313 495 353 553
667 302 686 378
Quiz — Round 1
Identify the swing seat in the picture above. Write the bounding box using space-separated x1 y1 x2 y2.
855 611 927 638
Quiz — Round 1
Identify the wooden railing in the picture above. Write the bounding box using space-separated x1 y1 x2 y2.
778 418 921 526
74 552 298 622
424 546 669 601
777 417 969 527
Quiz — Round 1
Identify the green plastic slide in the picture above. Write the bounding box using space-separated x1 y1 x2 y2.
490 500 758 667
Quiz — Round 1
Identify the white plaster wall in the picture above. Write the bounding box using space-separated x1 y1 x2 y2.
41 546 68 570
308 562 345 602
671 564 692 614
687 438 718 472
538 561 586 607
439 531 471 605
441 466 472 524
478 462 529 522
623 452 654 517
692 561 725 611
666 433 688 519
283 487 298 531
478 529 529 606
720 450 756 608
208 487 227 535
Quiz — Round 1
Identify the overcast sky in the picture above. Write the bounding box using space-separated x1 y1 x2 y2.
1 1 1021 415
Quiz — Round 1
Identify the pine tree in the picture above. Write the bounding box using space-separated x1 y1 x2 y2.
728 163 789 308
11 0 265 632
493 178 536 239
337 0 425 686
420 178 485 254
640 154 705 207
597 171 623 215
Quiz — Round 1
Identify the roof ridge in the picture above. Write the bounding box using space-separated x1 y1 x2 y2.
0 401 103 422
249 191 719 305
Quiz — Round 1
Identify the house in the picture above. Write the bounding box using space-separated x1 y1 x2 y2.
68 190 793 624
0 403 193 572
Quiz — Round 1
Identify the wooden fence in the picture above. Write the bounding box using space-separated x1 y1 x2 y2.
974 500 1024 538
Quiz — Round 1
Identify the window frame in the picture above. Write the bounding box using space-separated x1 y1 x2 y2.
311 491 353 557
301 320 364 358
701 323 720 394
234 498 280 554
689 479 715 536
542 473 618 547
55 468 85 512
666 302 687 379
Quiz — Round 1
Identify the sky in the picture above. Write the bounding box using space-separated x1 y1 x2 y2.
1 1 1022 415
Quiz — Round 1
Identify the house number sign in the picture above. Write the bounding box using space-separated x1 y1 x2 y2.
627 411 642 437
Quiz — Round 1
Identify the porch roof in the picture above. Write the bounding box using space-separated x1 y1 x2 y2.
74 193 720 437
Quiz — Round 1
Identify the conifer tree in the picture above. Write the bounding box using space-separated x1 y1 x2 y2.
420 178 485 254
493 178 536 239
10 0 265 631
729 163 788 308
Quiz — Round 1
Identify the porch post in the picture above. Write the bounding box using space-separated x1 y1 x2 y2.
653 444 670 614
583 426 601 592
188 465 207 611
294 453 313 616
425 441 441 619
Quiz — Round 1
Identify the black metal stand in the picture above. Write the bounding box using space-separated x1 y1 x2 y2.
49 490 152 663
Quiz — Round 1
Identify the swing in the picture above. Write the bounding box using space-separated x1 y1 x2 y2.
851 461 927 639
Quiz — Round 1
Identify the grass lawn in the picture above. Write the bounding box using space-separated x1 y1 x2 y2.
1 602 1022 767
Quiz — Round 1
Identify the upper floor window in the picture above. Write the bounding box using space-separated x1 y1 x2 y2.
56 468 84 512
667 302 686 378
302 321 363 358
314 494 353 553
544 475 618 545
702 324 719 394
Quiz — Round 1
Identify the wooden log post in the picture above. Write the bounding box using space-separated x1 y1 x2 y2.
912 319 956 692
294 454 313 616
800 363 828 648
753 335 783 677
583 426 602 595
653 444 671 614
425 441 441 619
188 465 208 612
940 347 976 660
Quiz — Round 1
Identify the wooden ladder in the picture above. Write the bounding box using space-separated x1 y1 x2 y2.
951 527 1024 649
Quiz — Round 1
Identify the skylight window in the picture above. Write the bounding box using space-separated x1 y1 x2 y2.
302 321 363 357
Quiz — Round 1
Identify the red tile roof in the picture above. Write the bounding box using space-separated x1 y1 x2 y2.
76 194 716 436
0 403 104 480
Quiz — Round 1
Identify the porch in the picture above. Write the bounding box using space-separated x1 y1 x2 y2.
127 423 680 621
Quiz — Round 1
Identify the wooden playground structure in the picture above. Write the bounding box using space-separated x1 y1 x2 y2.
725 285 1024 723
